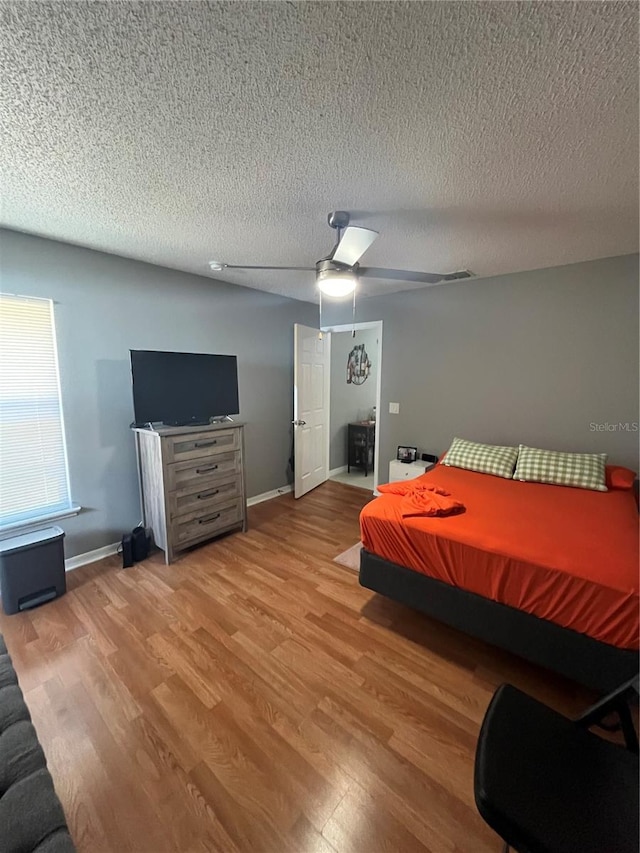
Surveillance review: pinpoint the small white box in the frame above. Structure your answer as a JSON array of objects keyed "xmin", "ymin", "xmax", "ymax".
[{"xmin": 388, "ymin": 459, "xmax": 435, "ymax": 482}]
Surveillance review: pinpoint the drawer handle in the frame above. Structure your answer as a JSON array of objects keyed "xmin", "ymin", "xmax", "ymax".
[
  {"xmin": 198, "ymin": 513, "xmax": 221, "ymax": 524},
  {"xmin": 195, "ymin": 440, "xmax": 217, "ymax": 448},
  {"xmin": 196, "ymin": 464, "xmax": 218, "ymax": 474},
  {"xmin": 197, "ymin": 488, "xmax": 219, "ymax": 499}
]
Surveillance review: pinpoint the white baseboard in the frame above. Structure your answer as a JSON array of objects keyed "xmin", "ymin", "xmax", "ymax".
[
  {"xmin": 329, "ymin": 465, "xmax": 348, "ymax": 477},
  {"xmin": 65, "ymin": 485, "xmax": 293, "ymax": 571},
  {"xmin": 247, "ymin": 484, "xmax": 292, "ymax": 507},
  {"xmin": 65, "ymin": 541, "xmax": 119, "ymax": 572}
]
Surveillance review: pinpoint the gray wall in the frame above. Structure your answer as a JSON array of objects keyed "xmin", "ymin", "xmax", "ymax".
[
  {"xmin": 0, "ymin": 229, "xmax": 315, "ymax": 557},
  {"xmin": 322, "ymin": 254, "xmax": 640, "ymax": 478},
  {"xmin": 329, "ymin": 328, "xmax": 378, "ymax": 469}
]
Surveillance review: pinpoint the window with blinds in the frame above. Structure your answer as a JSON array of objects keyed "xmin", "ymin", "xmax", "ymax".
[{"xmin": 0, "ymin": 294, "xmax": 73, "ymax": 529}]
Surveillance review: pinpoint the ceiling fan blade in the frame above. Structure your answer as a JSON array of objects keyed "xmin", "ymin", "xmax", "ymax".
[
  {"xmin": 221, "ymin": 265, "xmax": 314, "ymax": 271},
  {"xmin": 332, "ymin": 227, "xmax": 378, "ymax": 266},
  {"xmin": 359, "ymin": 266, "xmax": 445, "ymax": 284}
]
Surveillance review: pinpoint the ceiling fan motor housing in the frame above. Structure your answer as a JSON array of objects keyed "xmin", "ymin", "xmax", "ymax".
[{"xmin": 315, "ymin": 258, "xmax": 358, "ymax": 281}]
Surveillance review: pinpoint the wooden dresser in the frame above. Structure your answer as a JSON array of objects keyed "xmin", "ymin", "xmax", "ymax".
[{"xmin": 133, "ymin": 423, "xmax": 247, "ymax": 564}]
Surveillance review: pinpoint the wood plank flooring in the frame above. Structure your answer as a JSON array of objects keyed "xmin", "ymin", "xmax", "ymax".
[{"xmin": 0, "ymin": 481, "xmax": 598, "ymax": 853}]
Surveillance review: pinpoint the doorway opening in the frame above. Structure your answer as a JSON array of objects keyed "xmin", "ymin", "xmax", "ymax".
[{"xmin": 323, "ymin": 321, "xmax": 383, "ymax": 494}]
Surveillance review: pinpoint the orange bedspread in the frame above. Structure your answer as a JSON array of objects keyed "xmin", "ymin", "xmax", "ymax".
[{"xmin": 360, "ymin": 465, "xmax": 639, "ymax": 650}]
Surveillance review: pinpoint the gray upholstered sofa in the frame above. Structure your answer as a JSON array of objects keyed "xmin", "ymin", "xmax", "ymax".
[{"xmin": 0, "ymin": 634, "xmax": 75, "ymax": 853}]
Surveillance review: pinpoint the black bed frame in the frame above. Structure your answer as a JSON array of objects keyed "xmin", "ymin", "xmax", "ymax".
[{"xmin": 359, "ymin": 548, "xmax": 639, "ymax": 694}]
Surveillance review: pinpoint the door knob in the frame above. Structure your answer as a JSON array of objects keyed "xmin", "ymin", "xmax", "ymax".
[{"xmin": 292, "ymin": 419, "xmax": 306, "ymax": 426}]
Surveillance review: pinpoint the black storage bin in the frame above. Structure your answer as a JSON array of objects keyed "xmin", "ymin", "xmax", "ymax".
[{"xmin": 0, "ymin": 526, "xmax": 66, "ymax": 615}]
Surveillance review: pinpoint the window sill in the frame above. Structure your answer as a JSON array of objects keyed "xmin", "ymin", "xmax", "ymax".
[{"xmin": 0, "ymin": 506, "xmax": 82, "ymax": 538}]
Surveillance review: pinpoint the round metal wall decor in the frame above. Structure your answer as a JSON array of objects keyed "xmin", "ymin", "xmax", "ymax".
[{"xmin": 346, "ymin": 343, "xmax": 371, "ymax": 385}]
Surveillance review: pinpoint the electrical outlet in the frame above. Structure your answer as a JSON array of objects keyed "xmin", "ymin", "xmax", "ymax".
[{"xmin": 389, "ymin": 402, "xmax": 400, "ymax": 414}]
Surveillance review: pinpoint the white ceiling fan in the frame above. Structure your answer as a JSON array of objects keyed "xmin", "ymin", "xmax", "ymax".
[{"xmin": 210, "ymin": 211, "xmax": 474, "ymax": 298}]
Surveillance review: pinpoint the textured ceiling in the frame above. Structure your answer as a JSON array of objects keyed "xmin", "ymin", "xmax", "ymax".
[{"xmin": 1, "ymin": 1, "xmax": 638, "ymax": 303}]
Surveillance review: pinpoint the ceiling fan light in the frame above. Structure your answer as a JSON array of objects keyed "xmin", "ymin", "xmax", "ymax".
[
  {"xmin": 317, "ymin": 273, "xmax": 357, "ymax": 298},
  {"xmin": 318, "ymin": 276, "xmax": 357, "ymax": 297}
]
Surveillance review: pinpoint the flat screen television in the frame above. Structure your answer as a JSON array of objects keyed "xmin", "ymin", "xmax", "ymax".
[{"xmin": 130, "ymin": 350, "xmax": 239, "ymax": 426}]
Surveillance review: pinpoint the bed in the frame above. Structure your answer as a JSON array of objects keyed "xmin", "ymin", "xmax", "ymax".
[{"xmin": 359, "ymin": 464, "xmax": 639, "ymax": 692}]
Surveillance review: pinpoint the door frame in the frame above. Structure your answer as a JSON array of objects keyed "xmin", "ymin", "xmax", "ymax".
[{"xmin": 321, "ymin": 320, "xmax": 383, "ymax": 494}]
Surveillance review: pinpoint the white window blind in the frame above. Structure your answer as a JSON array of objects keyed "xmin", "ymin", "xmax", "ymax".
[{"xmin": 0, "ymin": 294, "xmax": 73, "ymax": 528}]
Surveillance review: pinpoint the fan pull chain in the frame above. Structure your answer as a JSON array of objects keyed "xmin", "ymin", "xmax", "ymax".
[
  {"xmin": 319, "ymin": 289, "xmax": 323, "ymax": 335},
  {"xmin": 352, "ymin": 288, "xmax": 356, "ymax": 337}
]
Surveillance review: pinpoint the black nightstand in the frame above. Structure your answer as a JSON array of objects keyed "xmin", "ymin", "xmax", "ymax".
[{"xmin": 347, "ymin": 422, "xmax": 375, "ymax": 476}]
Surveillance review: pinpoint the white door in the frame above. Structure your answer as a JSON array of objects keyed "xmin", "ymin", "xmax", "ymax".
[{"xmin": 293, "ymin": 324, "xmax": 330, "ymax": 498}]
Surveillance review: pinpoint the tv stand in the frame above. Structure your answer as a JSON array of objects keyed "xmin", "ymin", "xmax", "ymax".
[
  {"xmin": 133, "ymin": 422, "xmax": 247, "ymax": 564},
  {"xmin": 209, "ymin": 415, "xmax": 234, "ymax": 424}
]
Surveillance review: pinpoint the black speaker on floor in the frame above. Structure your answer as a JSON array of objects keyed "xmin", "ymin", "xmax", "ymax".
[
  {"xmin": 121, "ymin": 534, "xmax": 134, "ymax": 568},
  {"xmin": 132, "ymin": 527, "xmax": 150, "ymax": 562}
]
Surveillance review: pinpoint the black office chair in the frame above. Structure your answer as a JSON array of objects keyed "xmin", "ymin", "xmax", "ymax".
[{"xmin": 474, "ymin": 677, "xmax": 639, "ymax": 853}]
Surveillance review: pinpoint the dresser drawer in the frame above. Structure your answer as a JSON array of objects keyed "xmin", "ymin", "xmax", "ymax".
[
  {"xmin": 172, "ymin": 499, "xmax": 243, "ymax": 549},
  {"xmin": 166, "ymin": 450, "xmax": 241, "ymax": 491},
  {"xmin": 168, "ymin": 473, "xmax": 242, "ymax": 519},
  {"xmin": 164, "ymin": 428, "xmax": 239, "ymax": 464}
]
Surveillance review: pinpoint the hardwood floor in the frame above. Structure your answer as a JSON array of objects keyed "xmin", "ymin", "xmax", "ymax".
[{"xmin": 0, "ymin": 481, "xmax": 598, "ymax": 853}]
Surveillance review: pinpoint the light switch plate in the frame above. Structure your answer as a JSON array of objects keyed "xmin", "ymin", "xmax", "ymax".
[{"xmin": 389, "ymin": 402, "xmax": 400, "ymax": 414}]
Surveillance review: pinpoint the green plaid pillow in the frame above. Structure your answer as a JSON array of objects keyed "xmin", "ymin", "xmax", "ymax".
[
  {"xmin": 442, "ymin": 437, "xmax": 518, "ymax": 479},
  {"xmin": 514, "ymin": 445, "xmax": 607, "ymax": 491}
]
